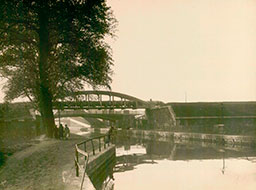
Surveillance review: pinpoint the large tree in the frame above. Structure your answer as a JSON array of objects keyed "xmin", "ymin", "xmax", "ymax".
[{"xmin": 0, "ymin": 0, "xmax": 116, "ymax": 137}]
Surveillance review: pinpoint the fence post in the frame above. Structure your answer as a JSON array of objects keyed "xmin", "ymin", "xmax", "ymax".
[
  {"xmin": 104, "ymin": 136, "xmax": 106, "ymax": 149},
  {"xmin": 91, "ymin": 140, "xmax": 95, "ymax": 155},
  {"xmin": 84, "ymin": 142, "xmax": 87, "ymax": 160},
  {"xmin": 84, "ymin": 142, "xmax": 86, "ymax": 152},
  {"xmin": 75, "ymin": 148, "xmax": 79, "ymax": 177},
  {"xmin": 99, "ymin": 137, "xmax": 101, "ymax": 152}
]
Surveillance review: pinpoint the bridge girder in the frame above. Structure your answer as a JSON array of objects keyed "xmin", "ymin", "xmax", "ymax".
[
  {"xmin": 54, "ymin": 110, "xmax": 138, "ymax": 121},
  {"xmin": 54, "ymin": 90, "xmax": 149, "ymax": 110}
]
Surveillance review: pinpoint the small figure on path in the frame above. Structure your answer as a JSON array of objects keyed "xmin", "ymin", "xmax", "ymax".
[
  {"xmin": 59, "ymin": 123, "xmax": 64, "ymax": 139},
  {"xmin": 108, "ymin": 126, "xmax": 114, "ymax": 143},
  {"xmin": 64, "ymin": 124, "xmax": 70, "ymax": 139}
]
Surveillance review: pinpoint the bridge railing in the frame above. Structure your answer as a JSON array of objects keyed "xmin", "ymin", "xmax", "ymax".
[
  {"xmin": 87, "ymin": 109, "xmax": 145, "ymax": 115},
  {"xmin": 74, "ymin": 134, "xmax": 111, "ymax": 190}
]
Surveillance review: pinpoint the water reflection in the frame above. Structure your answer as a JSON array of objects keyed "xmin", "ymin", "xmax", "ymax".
[{"xmin": 91, "ymin": 131, "xmax": 256, "ymax": 190}]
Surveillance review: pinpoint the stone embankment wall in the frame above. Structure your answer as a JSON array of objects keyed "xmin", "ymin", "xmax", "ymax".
[
  {"xmin": 175, "ymin": 117, "xmax": 256, "ymax": 136},
  {"xmin": 87, "ymin": 146, "xmax": 115, "ymax": 190},
  {"xmin": 128, "ymin": 129, "xmax": 256, "ymax": 147},
  {"xmin": 72, "ymin": 145, "xmax": 115, "ymax": 190},
  {"xmin": 169, "ymin": 101, "xmax": 256, "ymax": 136},
  {"xmin": 86, "ymin": 145, "xmax": 115, "ymax": 175},
  {"xmin": 146, "ymin": 106, "xmax": 176, "ymax": 129}
]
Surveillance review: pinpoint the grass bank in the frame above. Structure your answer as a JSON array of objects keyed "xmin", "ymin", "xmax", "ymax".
[{"xmin": 0, "ymin": 134, "xmax": 87, "ymax": 190}]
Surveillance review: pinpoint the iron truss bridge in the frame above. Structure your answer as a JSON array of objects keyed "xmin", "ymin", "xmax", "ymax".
[{"xmin": 53, "ymin": 90, "xmax": 152, "ymax": 110}]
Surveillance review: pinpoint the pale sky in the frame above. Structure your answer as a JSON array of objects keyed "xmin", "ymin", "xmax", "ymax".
[
  {"xmin": 1, "ymin": 0, "xmax": 256, "ymax": 103},
  {"xmin": 107, "ymin": 0, "xmax": 256, "ymax": 102}
]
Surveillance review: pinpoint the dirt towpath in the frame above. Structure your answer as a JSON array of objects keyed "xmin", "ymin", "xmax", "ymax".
[{"xmin": 0, "ymin": 134, "xmax": 88, "ymax": 190}]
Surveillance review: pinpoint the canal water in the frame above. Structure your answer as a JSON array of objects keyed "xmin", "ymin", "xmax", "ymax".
[{"xmin": 90, "ymin": 131, "xmax": 256, "ymax": 190}]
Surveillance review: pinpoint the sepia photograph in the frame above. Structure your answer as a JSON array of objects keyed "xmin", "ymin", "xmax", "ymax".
[{"xmin": 0, "ymin": 0, "xmax": 256, "ymax": 189}]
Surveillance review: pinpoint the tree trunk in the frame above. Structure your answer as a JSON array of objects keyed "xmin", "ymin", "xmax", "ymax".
[
  {"xmin": 38, "ymin": 2, "xmax": 55, "ymax": 138},
  {"xmin": 39, "ymin": 88, "xmax": 55, "ymax": 138}
]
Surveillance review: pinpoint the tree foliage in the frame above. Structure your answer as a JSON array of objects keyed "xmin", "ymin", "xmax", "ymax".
[{"xmin": 0, "ymin": 0, "xmax": 116, "ymax": 137}]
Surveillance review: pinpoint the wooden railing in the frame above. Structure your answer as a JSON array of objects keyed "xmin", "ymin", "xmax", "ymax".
[{"xmin": 74, "ymin": 134, "xmax": 111, "ymax": 190}]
